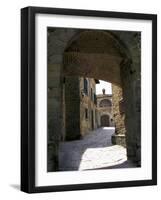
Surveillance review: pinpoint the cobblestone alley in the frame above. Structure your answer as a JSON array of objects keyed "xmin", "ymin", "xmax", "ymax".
[{"xmin": 59, "ymin": 127, "xmax": 136, "ymax": 171}]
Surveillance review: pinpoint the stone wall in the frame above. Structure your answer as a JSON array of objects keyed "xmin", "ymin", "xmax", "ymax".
[
  {"xmin": 47, "ymin": 63, "xmax": 63, "ymax": 171},
  {"xmin": 63, "ymin": 76, "xmax": 98, "ymax": 139},
  {"xmin": 112, "ymin": 84, "xmax": 126, "ymax": 135},
  {"xmin": 47, "ymin": 28, "xmax": 78, "ymax": 171},
  {"xmin": 118, "ymin": 32, "xmax": 141, "ymax": 165},
  {"xmin": 111, "ymin": 84, "xmax": 126, "ymax": 147}
]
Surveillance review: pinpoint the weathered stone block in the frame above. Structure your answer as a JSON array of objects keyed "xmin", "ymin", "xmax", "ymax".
[{"xmin": 111, "ymin": 134, "xmax": 126, "ymax": 147}]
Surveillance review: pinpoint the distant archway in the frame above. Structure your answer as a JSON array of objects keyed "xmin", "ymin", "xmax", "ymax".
[
  {"xmin": 101, "ymin": 115, "xmax": 110, "ymax": 127},
  {"xmin": 99, "ymin": 99, "xmax": 112, "ymax": 107}
]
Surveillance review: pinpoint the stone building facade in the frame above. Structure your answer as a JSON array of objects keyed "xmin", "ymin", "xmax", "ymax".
[
  {"xmin": 96, "ymin": 89, "xmax": 113, "ymax": 127},
  {"xmin": 80, "ymin": 77, "xmax": 99, "ymax": 136},
  {"xmin": 62, "ymin": 76, "xmax": 99, "ymax": 141}
]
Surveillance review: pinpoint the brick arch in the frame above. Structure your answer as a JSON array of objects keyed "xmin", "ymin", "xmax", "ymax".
[{"xmin": 63, "ymin": 30, "xmax": 129, "ymax": 86}]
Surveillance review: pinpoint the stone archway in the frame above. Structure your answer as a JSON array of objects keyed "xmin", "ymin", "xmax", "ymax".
[
  {"xmin": 101, "ymin": 115, "xmax": 110, "ymax": 127},
  {"xmin": 99, "ymin": 99, "xmax": 112, "ymax": 107},
  {"xmin": 47, "ymin": 28, "xmax": 141, "ymax": 171}
]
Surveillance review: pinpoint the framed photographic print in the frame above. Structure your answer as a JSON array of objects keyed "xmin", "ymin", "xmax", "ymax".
[{"xmin": 21, "ymin": 6, "xmax": 157, "ymax": 193}]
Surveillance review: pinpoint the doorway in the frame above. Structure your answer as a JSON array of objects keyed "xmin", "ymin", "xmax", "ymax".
[{"xmin": 101, "ymin": 115, "xmax": 110, "ymax": 127}]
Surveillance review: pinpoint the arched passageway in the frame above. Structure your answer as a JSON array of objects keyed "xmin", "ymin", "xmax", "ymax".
[{"xmin": 47, "ymin": 28, "xmax": 141, "ymax": 171}]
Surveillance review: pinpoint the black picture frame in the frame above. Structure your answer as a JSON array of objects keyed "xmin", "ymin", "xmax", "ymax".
[{"xmin": 21, "ymin": 6, "xmax": 157, "ymax": 193}]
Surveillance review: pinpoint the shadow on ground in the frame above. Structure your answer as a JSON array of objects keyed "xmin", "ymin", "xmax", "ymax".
[
  {"xmin": 58, "ymin": 127, "xmax": 136, "ymax": 171},
  {"xmin": 10, "ymin": 184, "xmax": 20, "ymax": 191}
]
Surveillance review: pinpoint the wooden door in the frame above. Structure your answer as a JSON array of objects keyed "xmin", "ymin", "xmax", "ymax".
[{"xmin": 101, "ymin": 115, "xmax": 109, "ymax": 127}]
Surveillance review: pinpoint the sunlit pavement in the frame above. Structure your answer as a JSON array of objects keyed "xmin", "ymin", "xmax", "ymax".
[{"xmin": 59, "ymin": 127, "xmax": 136, "ymax": 171}]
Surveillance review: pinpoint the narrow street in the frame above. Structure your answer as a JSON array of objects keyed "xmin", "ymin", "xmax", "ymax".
[{"xmin": 59, "ymin": 127, "xmax": 136, "ymax": 171}]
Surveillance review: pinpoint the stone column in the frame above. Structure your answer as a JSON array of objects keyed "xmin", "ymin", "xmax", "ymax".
[
  {"xmin": 47, "ymin": 63, "xmax": 63, "ymax": 171},
  {"xmin": 120, "ymin": 32, "xmax": 141, "ymax": 165},
  {"xmin": 121, "ymin": 60, "xmax": 140, "ymax": 164},
  {"xmin": 65, "ymin": 76, "xmax": 81, "ymax": 140},
  {"xmin": 133, "ymin": 79, "xmax": 141, "ymax": 166}
]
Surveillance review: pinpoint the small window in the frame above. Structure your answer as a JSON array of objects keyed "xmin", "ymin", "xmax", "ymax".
[
  {"xmin": 85, "ymin": 108, "xmax": 88, "ymax": 119},
  {"xmin": 91, "ymin": 88, "xmax": 93, "ymax": 100},
  {"xmin": 84, "ymin": 78, "xmax": 88, "ymax": 95},
  {"xmin": 94, "ymin": 93, "xmax": 97, "ymax": 104}
]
